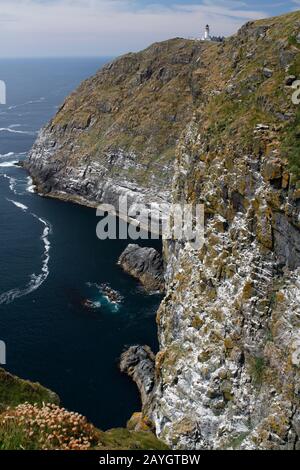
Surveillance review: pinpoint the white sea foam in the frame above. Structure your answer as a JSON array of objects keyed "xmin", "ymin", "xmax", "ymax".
[
  {"xmin": 0, "ymin": 203, "xmax": 52, "ymax": 306},
  {"xmin": 3, "ymin": 175, "xmax": 17, "ymax": 193},
  {"xmin": 1, "ymin": 174, "xmax": 22, "ymax": 195},
  {"xmin": 7, "ymin": 98, "xmax": 45, "ymax": 111},
  {"xmin": 0, "ymin": 159, "xmax": 32, "ymax": 197},
  {"xmin": 86, "ymin": 282, "xmax": 122, "ymax": 312},
  {"xmin": 0, "ymin": 152, "xmax": 14, "ymax": 159},
  {"xmin": 0, "ymin": 128, "xmax": 35, "ymax": 136},
  {"xmin": 26, "ymin": 176, "xmax": 36, "ymax": 193},
  {"xmin": 8, "ymin": 98, "xmax": 45, "ymax": 110},
  {"xmin": 0, "ymin": 160, "xmax": 18, "ymax": 167},
  {"xmin": 7, "ymin": 199, "xmax": 28, "ymax": 211}
]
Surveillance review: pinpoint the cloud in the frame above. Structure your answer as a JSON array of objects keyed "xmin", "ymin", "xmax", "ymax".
[{"xmin": 0, "ymin": 0, "xmax": 269, "ymax": 57}]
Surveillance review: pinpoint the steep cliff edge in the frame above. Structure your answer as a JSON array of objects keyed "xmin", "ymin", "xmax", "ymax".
[
  {"xmin": 152, "ymin": 12, "xmax": 300, "ymax": 449},
  {"xmin": 25, "ymin": 38, "xmax": 206, "ymax": 211}
]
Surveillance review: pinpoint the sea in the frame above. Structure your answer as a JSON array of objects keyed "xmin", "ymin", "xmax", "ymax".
[{"xmin": 0, "ymin": 58, "xmax": 161, "ymax": 429}]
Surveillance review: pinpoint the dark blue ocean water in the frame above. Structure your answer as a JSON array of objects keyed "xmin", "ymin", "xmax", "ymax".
[{"xmin": 0, "ymin": 59, "xmax": 161, "ymax": 429}]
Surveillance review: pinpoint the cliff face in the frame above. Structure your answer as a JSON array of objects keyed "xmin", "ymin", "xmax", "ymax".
[
  {"xmin": 152, "ymin": 12, "xmax": 300, "ymax": 449},
  {"xmin": 25, "ymin": 11, "xmax": 300, "ymax": 451},
  {"xmin": 25, "ymin": 39, "xmax": 205, "ymax": 211}
]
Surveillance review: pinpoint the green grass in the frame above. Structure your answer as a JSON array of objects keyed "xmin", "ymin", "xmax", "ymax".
[
  {"xmin": 250, "ymin": 356, "xmax": 266, "ymax": 386},
  {"xmin": 288, "ymin": 55, "xmax": 300, "ymax": 78},
  {"xmin": 288, "ymin": 35, "xmax": 300, "ymax": 48},
  {"xmin": 0, "ymin": 427, "xmax": 168, "ymax": 451},
  {"xmin": 0, "ymin": 419, "xmax": 168, "ymax": 451},
  {"xmin": 0, "ymin": 368, "xmax": 59, "ymax": 410},
  {"xmin": 0, "ymin": 422, "xmax": 41, "ymax": 450},
  {"xmin": 282, "ymin": 107, "xmax": 300, "ymax": 184},
  {"xmin": 96, "ymin": 428, "xmax": 169, "ymax": 450},
  {"xmin": 226, "ymin": 432, "xmax": 250, "ymax": 450},
  {"xmin": 0, "ymin": 368, "xmax": 167, "ymax": 451}
]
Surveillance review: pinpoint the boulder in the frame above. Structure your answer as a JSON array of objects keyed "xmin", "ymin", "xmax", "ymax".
[
  {"xmin": 118, "ymin": 244, "xmax": 164, "ymax": 292},
  {"xmin": 285, "ymin": 75, "xmax": 296, "ymax": 86},
  {"xmin": 263, "ymin": 67, "xmax": 273, "ymax": 78}
]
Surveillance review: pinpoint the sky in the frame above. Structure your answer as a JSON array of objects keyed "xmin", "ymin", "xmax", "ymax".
[{"xmin": 0, "ymin": 0, "xmax": 299, "ymax": 57}]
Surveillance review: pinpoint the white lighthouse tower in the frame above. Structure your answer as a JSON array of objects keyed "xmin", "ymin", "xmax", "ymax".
[{"xmin": 202, "ymin": 24, "xmax": 211, "ymax": 41}]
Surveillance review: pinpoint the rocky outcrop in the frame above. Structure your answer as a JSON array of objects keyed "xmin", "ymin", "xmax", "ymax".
[
  {"xmin": 24, "ymin": 38, "xmax": 207, "ymax": 219},
  {"xmin": 118, "ymin": 244, "xmax": 164, "ymax": 292},
  {"xmin": 120, "ymin": 346, "xmax": 156, "ymax": 410}
]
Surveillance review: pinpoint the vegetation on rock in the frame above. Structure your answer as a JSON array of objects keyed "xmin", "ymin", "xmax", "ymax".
[
  {"xmin": 0, "ymin": 369, "xmax": 167, "ymax": 450},
  {"xmin": 0, "ymin": 368, "xmax": 59, "ymax": 411}
]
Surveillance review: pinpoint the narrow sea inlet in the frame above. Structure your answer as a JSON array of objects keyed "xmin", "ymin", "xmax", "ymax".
[{"xmin": 0, "ymin": 59, "xmax": 161, "ymax": 429}]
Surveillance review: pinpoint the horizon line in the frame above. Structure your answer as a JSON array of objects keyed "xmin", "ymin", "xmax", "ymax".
[{"xmin": 0, "ymin": 56, "xmax": 114, "ymax": 60}]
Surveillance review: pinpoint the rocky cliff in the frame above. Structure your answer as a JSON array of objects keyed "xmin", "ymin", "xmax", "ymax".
[
  {"xmin": 25, "ymin": 38, "xmax": 205, "ymax": 213},
  {"xmin": 151, "ymin": 12, "xmax": 300, "ymax": 450},
  {"xmin": 25, "ymin": 11, "xmax": 300, "ymax": 450}
]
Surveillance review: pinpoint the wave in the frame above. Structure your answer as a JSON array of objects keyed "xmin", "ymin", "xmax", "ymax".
[
  {"xmin": 0, "ymin": 202, "xmax": 52, "ymax": 306},
  {"xmin": 1, "ymin": 174, "xmax": 24, "ymax": 196},
  {"xmin": 0, "ymin": 152, "xmax": 14, "ymax": 159},
  {"xmin": 0, "ymin": 160, "xmax": 33, "ymax": 196},
  {"xmin": 86, "ymin": 282, "xmax": 123, "ymax": 312},
  {"xmin": 1, "ymin": 174, "xmax": 16, "ymax": 193},
  {"xmin": 26, "ymin": 176, "xmax": 36, "ymax": 193},
  {"xmin": 0, "ymin": 160, "xmax": 18, "ymax": 167},
  {"xmin": 6, "ymin": 199, "xmax": 28, "ymax": 211},
  {"xmin": 0, "ymin": 127, "xmax": 35, "ymax": 136},
  {"xmin": 7, "ymin": 98, "xmax": 45, "ymax": 111}
]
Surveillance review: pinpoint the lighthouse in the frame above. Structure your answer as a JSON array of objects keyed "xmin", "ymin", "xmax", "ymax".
[
  {"xmin": 204, "ymin": 25, "xmax": 210, "ymax": 40},
  {"xmin": 202, "ymin": 24, "xmax": 212, "ymax": 41}
]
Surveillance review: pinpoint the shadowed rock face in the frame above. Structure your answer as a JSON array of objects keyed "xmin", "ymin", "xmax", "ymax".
[
  {"xmin": 120, "ymin": 345, "xmax": 156, "ymax": 410},
  {"xmin": 118, "ymin": 244, "xmax": 164, "ymax": 293},
  {"xmin": 273, "ymin": 212, "xmax": 300, "ymax": 270}
]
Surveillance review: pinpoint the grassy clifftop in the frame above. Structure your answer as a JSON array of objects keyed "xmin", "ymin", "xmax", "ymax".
[
  {"xmin": 26, "ymin": 38, "xmax": 210, "ymax": 204},
  {"xmin": 187, "ymin": 11, "xmax": 300, "ymax": 186},
  {"xmin": 52, "ymin": 38, "xmax": 205, "ymax": 165},
  {"xmin": 0, "ymin": 369, "xmax": 167, "ymax": 450},
  {"xmin": 0, "ymin": 368, "xmax": 59, "ymax": 411}
]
